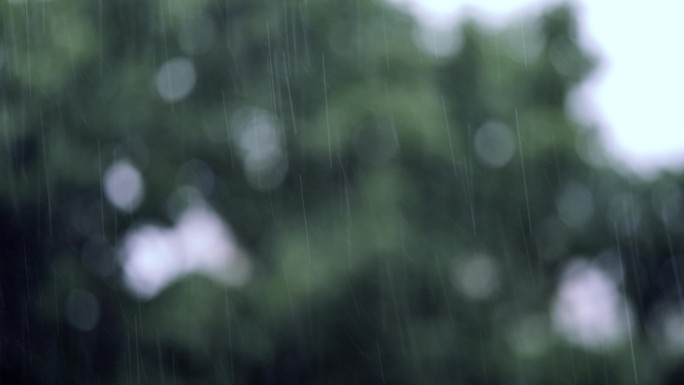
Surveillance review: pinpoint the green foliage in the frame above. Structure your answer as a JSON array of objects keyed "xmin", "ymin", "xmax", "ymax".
[{"xmin": 2, "ymin": 0, "xmax": 683, "ymax": 384}]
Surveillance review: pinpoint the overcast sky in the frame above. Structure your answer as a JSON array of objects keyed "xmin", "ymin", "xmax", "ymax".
[{"xmin": 389, "ymin": 0, "xmax": 684, "ymax": 177}]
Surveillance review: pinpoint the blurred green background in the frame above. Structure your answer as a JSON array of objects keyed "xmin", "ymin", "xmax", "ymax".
[{"xmin": 2, "ymin": 0, "xmax": 684, "ymax": 384}]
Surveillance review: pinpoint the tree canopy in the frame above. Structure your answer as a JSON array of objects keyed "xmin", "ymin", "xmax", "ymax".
[{"xmin": 2, "ymin": 0, "xmax": 684, "ymax": 384}]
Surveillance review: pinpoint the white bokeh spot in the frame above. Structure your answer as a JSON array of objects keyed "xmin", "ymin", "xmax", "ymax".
[
  {"xmin": 119, "ymin": 204, "xmax": 251, "ymax": 299},
  {"xmin": 155, "ymin": 57, "xmax": 197, "ymax": 103},
  {"xmin": 551, "ymin": 259, "xmax": 633, "ymax": 350},
  {"xmin": 104, "ymin": 159, "xmax": 144, "ymax": 212},
  {"xmin": 474, "ymin": 121, "xmax": 516, "ymax": 168}
]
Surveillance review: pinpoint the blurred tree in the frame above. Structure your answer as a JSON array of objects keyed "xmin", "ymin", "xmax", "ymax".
[{"xmin": 1, "ymin": 0, "xmax": 683, "ymax": 384}]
